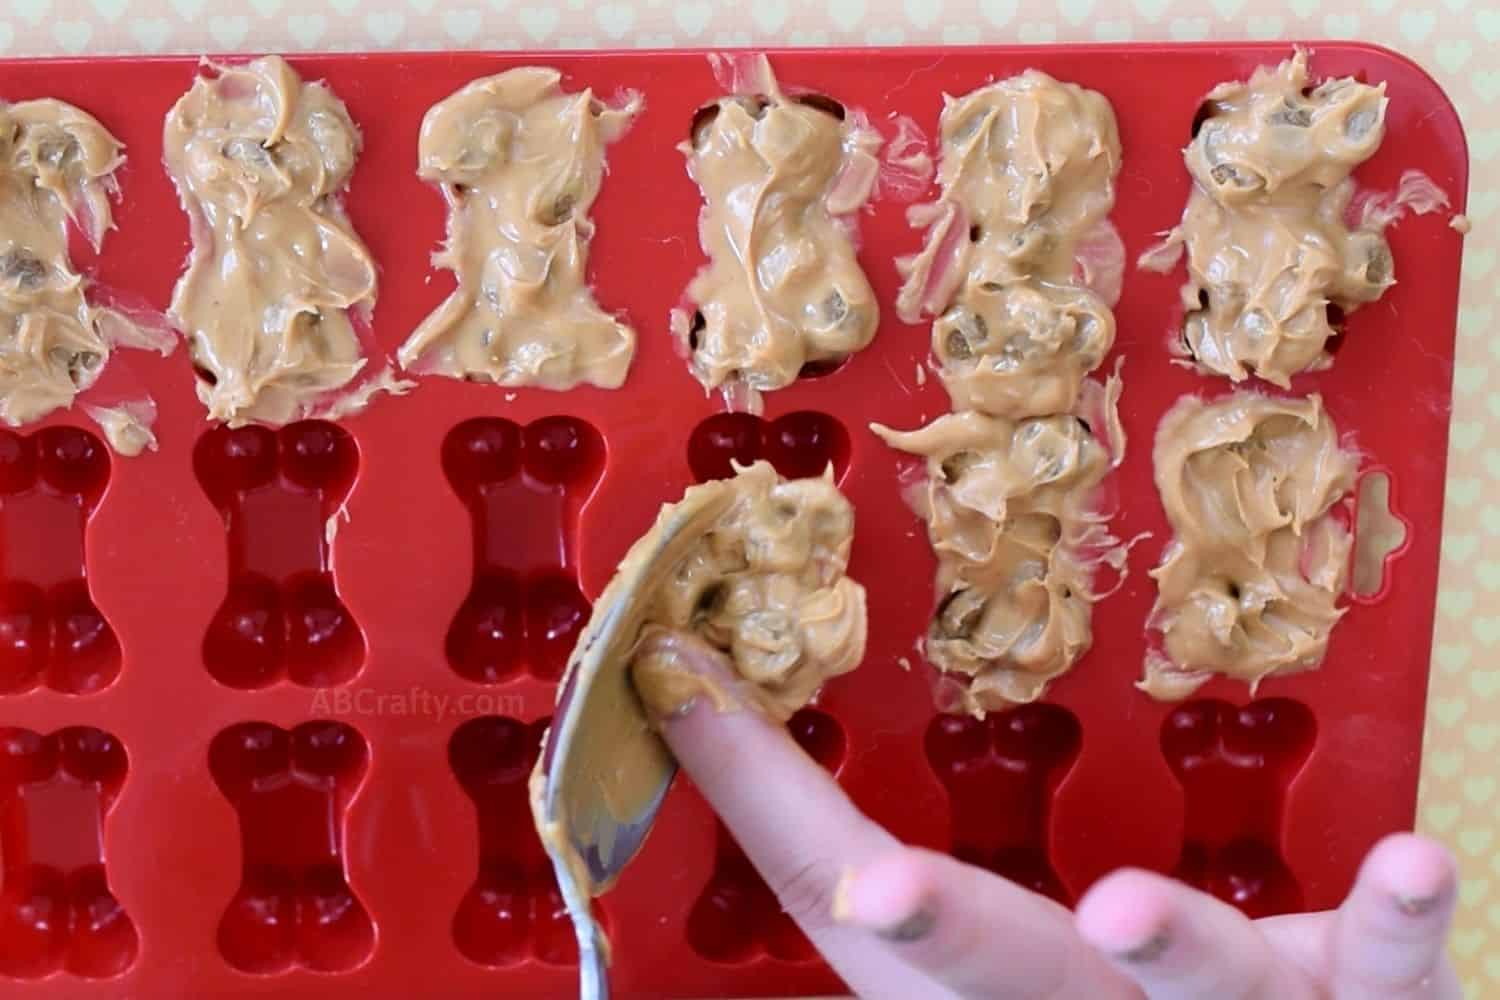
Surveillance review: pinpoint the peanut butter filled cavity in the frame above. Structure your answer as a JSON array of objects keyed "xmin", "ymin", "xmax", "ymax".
[
  {"xmin": 0, "ymin": 101, "xmax": 154, "ymax": 430},
  {"xmin": 897, "ymin": 71, "xmax": 1122, "ymax": 419},
  {"xmin": 398, "ymin": 68, "xmax": 639, "ymax": 390},
  {"xmin": 878, "ymin": 73, "xmax": 1125, "ymax": 715},
  {"xmin": 675, "ymin": 59, "xmax": 881, "ymax": 407},
  {"xmin": 1142, "ymin": 50, "xmax": 1392, "ymax": 387},
  {"xmin": 165, "ymin": 56, "xmax": 378, "ymax": 426},
  {"xmin": 1144, "ymin": 393, "xmax": 1356, "ymax": 700},
  {"xmin": 873, "ymin": 405, "xmax": 1119, "ymax": 714},
  {"xmin": 630, "ymin": 461, "xmax": 867, "ymax": 722}
]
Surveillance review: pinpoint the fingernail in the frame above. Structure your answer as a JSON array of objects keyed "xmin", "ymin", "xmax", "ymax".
[
  {"xmin": 1116, "ymin": 930, "xmax": 1170, "ymax": 963},
  {"xmin": 1394, "ymin": 893, "xmax": 1441, "ymax": 917},
  {"xmin": 877, "ymin": 908, "xmax": 936, "ymax": 942},
  {"xmin": 832, "ymin": 866, "xmax": 936, "ymax": 943}
]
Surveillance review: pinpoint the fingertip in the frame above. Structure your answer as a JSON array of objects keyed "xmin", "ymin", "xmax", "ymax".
[
  {"xmin": 1360, "ymin": 833, "xmax": 1458, "ymax": 917},
  {"xmin": 834, "ymin": 849, "xmax": 933, "ymax": 938},
  {"xmin": 1330, "ymin": 834, "xmax": 1462, "ymax": 992},
  {"xmin": 1076, "ymin": 869, "xmax": 1174, "ymax": 959}
]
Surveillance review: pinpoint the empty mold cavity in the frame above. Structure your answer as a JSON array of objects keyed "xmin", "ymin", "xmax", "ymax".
[
  {"xmin": 687, "ymin": 709, "xmax": 846, "ymax": 963},
  {"xmin": 687, "ymin": 412, "xmax": 851, "ymax": 484},
  {"xmin": 1352, "ymin": 471, "xmax": 1407, "ymax": 598},
  {"xmin": 925, "ymin": 705, "xmax": 1082, "ymax": 903},
  {"xmin": 0, "ymin": 428, "xmax": 119, "ymax": 695},
  {"xmin": 209, "ymin": 721, "xmax": 372, "ymax": 974},
  {"xmin": 0, "ymin": 726, "xmax": 136, "ymax": 979},
  {"xmin": 449, "ymin": 716, "xmax": 605, "ymax": 967},
  {"xmin": 442, "ymin": 418, "xmax": 604, "ymax": 685},
  {"xmin": 195, "ymin": 422, "xmax": 364, "ymax": 690},
  {"xmin": 1161, "ymin": 699, "xmax": 1315, "ymax": 918}
]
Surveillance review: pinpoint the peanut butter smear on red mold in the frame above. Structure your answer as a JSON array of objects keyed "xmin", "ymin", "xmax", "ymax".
[
  {"xmin": 629, "ymin": 461, "xmax": 867, "ymax": 722},
  {"xmin": 896, "ymin": 70, "xmax": 1123, "ymax": 420},
  {"xmin": 877, "ymin": 72, "xmax": 1127, "ymax": 716},
  {"xmin": 165, "ymin": 56, "xmax": 380, "ymax": 427},
  {"xmin": 1139, "ymin": 50, "xmax": 1394, "ymax": 387},
  {"xmin": 674, "ymin": 56, "xmax": 881, "ymax": 410},
  {"xmin": 0, "ymin": 100, "xmax": 169, "ymax": 434},
  {"xmin": 873, "ymin": 402, "xmax": 1122, "ymax": 714},
  {"xmin": 398, "ymin": 68, "xmax": 639, "ymax": 390},
  {"xmin": 1143, "ymin": 393, "xmax": 1357, "ymax": 701}
]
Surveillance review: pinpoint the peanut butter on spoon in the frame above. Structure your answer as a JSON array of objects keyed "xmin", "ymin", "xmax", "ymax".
[
  {"xmin": 529, "ymin": 461, "xmax": 866, "ymax": 994},
  {"xmin": 1143, "ymin": 393, "xmax": 1357, "ymax": 700},
  {"xmin": 1141, "ymin": 50, "xmax": 1393, "ymax": 387},
  {"xmin": 165, "ymin": 56, "xmax": 378, "ymax": 427},
  {"xmin": 675, "ymin": 57, "xmax": 881, "ymax": 409},
  {"xmin": 628, "ymin": 461, "xmax": 867, "ymax": 722},
  {"xmin": 399, "ymin": 68, "xmax": 639, "ymax": 390}
]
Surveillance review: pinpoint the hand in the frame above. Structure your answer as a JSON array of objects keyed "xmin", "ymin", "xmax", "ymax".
[{"xmin": 634, "ymin": 634, "xmax": 1461, "ymax": 1000}]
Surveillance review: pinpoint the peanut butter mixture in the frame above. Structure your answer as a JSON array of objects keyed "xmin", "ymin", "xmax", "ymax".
[
  {"xmin": 896, "ymin": 71, "xmax": 1122, "ymax": 419},
  {"xmin": 83, "ymin": 399, "xmax": 158, "ymax": 457},
  {"xmin": 675, "ymin": 58, "xmax": 881, "ymax": 407},
  {"xmin": 873, "ymin": 387, "xmax": 1121, "ymax": 715},
  {"xmin": 631, "ymin": 461, "xmax": 867, "ymax": 722},
  {"xmin": 398, "ymin": 68, "xmax": 639, "ymax": 390},
  {"xmin": 878, "ymin": 73, "xmax": 1126, "ymax": 714},
  {"xmin": 1141, "ymin": 50, "xmax": 1392, "ymax": 387},
  {"xmin": 0, "ymin": 100, "xmax": 140, "ymax": 427},
  {"xmin": 165, "ymin": 56, "xmax": 378, "ymax": 426},
  {"xmin": 1144, "ymin": 393, "xmax": 1357, "ymax": 700}
]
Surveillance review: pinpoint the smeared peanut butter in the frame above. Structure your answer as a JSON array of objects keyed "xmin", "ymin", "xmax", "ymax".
[
  {"xmin": 631, "ymin": 461, "xmax": 867, "ymax": 722},
  {"xmin": 1143, "ymin": 392, "xmax": 1357, "ymax": 700},
  {"xmin": 896, "ymin": 71, "xmax": 1122, "ymax": 419},
  {"xmin": 873, "ymin": 376, "xmax": 1123, "ymax": 715},
  {"xmin": 398, "ymin": 68, "xmax": 639, "ymax": 390},
  {"xmin": 0, "ymin": 100, "xmax": 144, "ymax": 427},
  {"xmin": 164, "ymin": 56, "xmax": 378, "ymax": 426},
  {"xmin": 674, "ymin": 57, "xmax": 881, "ymax": 407},
  {"xmin": 877, "ymin": 72, "xmax": 1127, "ymax": 715},
  {"xmin": 83, "ymin": 399, "xmax": 158, "ymax": 456},
  {"xmin": 1141, "ymin": 50, "xmax": 1392, "ymax": 387}
]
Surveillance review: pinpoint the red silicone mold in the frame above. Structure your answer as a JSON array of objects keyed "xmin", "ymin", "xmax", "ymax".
[{"xmin": 0, "ymin": 43, "xmax": 1465, "ymax": 998}]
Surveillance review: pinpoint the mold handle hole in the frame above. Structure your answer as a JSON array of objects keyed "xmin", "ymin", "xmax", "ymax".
[{"xmin": 1351, "ymin": 471, "xmax": 1406, "ymax": 598}]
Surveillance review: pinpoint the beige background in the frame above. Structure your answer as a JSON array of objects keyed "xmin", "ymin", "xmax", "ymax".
[{"xmin": 3, "ymin": 0, "xmax": 1496, "ymax": 993}]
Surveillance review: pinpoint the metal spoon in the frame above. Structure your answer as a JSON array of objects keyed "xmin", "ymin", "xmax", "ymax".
[{"xmin": 529, "ymin": 483, "xmax": 736, "ymax": 1000}]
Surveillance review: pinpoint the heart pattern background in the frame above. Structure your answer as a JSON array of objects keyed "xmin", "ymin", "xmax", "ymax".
[{"xmin": 2, "ymin": 0, "xmax": 1497, "ymax": 991}]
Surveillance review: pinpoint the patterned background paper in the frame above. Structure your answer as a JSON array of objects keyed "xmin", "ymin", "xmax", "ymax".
[{"xmin": 2, "ymin": 0, "xmax": 1496, "ymax": 992}]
